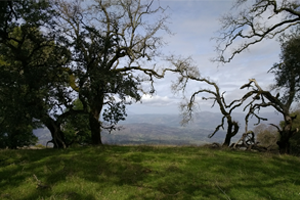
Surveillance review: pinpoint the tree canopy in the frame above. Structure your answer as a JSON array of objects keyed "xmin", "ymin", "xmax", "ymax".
[{"xmin": 269, "ymin": 30, "xmax": 300, "ymax": 102}]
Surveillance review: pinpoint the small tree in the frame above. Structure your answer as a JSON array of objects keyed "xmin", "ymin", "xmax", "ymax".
[
  {"xmin": 171, "ymin": 58, "xmax": 243, "ymax": 146},
  {"xmin": 240, "ymin": 78, "xmax": 298, "ymax": 154},
  {"xmin": 61, "ymin": 99, "xmax": 91, "ymax": 146}
]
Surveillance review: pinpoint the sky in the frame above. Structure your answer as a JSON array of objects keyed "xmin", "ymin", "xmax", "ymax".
[{"xmin": 127, "ymin": 0, "xmax": 282, "ymax": 115}]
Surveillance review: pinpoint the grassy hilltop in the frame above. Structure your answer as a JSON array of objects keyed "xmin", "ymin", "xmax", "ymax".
[{"xmin": 0, "ymin": 145, "xmax": 300, "ymax": 200}]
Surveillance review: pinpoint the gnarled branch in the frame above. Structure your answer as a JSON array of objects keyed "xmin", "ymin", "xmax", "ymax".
[{"xmin": 213, "ymin": 0, "xmax": 300, "ymax": 63}]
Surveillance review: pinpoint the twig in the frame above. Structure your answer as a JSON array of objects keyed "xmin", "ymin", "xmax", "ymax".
[
  {"xmin": 33, "ymin": 174, "xmax": 51, "ymax": 189},
  {"xmin": 216, "ymin": 183, "xmax": 231, "ymax": 200}
]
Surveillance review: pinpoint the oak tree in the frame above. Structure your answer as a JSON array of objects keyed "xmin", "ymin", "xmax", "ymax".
[{"xmin": 56, "ymin": 0, "xmax": 183, "ymax": 145}]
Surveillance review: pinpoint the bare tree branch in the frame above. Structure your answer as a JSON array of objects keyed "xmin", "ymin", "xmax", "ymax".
[{"xmin": 213, "ymin": 0, "xmax": 300, "ymax": 63}]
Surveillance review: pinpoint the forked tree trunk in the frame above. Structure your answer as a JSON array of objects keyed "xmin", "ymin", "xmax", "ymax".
[
  {"xmin": 51, "ymin": 130, "xmax": 67, "ymax": 149},
  {"xmin": 223, "ymin": 120, "xmax": 239, "ymax": 146},
  {"xmin": 44, "ymin": 118, "xmax": 67, "ymax": 149}
]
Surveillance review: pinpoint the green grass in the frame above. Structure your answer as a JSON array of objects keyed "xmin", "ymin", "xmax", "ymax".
[{"xmin": 0, "ymin": 145, "xmax": 300, "ymax": 200}]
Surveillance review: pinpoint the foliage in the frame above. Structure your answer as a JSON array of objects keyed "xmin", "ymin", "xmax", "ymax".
[
  {"xmin": 0, "ymin": 146, "xmax": 300, "ymax": 199},
  {"xmin": 0, "ymin": 1, "xmax": 87, "ymax": 148},
  {"xmin": 214, "ymin": 0, "xmax": 300, "ymax": 63},
  {"xmin": 34, "ymin": 144, "xmax": 46, "ymax": 149},
  {"xmin": 0, "ymin": 1, "xmax": 69, "ymax": 149},
  {"xmin": 61, "ymin": 99, "xmax": 91, "ymax": 146},
  {"xmin": 269, "ymin": 29, "xmax": 300, "ymax": 102},
  {"xmin": 0, "ymin": 125, "xmax": 38, "ymax": 149}
]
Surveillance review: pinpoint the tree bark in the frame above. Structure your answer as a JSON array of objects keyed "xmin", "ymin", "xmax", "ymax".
[
  {"xmin": 223, "ymin": 123, "xmax": 233, "ymax": 147},
  {"xmin": 277, "ymin": 115, "xmax": 294, "ymax": 154},
  {"xmin": 277, "ymin": 139, "xmax": 290, "ymax": 154},
  {"xmin": 89, "ymin": 109, "xmax": 102, "ymax": 145},
  {"xmin": 223, "ymin": 135, "xmax": 232, "ymax": 147},
  {"xmin": 223, "ymin": 120, "xmax": 239, "ymax": 146},
  {"xmin": 44, "ymin": 117, "xmax": 67, "ymax": 149}
]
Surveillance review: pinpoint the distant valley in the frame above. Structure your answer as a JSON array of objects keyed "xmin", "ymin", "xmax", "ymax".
[{"xmin": 34, "ymin": 111, "xmax": 282, "ymax": 146}]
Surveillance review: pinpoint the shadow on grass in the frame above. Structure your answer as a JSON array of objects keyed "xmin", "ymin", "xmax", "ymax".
[
  {"xmin": 0, "ymin": 146, "xmax": 153, "ymax": 199},
  {"xmin": 1, "ymin": 146, "xmax": 300, "ymax": 199}
]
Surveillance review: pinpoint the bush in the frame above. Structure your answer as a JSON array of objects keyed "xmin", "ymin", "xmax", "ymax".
[{"xmin": 254, "ymin": 124, "xmax": 279, "ymax": 150}]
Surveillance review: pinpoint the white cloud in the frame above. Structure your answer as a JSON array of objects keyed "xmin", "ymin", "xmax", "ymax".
[{"xmin": 140, "ymin": 94, "xmax": 178, "ymax": 106}]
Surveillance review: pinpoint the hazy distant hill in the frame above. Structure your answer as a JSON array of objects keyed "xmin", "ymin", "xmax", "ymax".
[
  {"xmin": 120, "ymin": 111, "xmax": 282, "ymax": 131},
  {"xmin": 102, "ymin": 123, "xmax": 226, "ymax": 145},
  {"xmin": 34, "ymin": 111, "xmax": 282, "ymax": 146}
]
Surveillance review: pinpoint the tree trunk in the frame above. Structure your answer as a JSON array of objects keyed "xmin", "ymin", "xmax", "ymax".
[
  {"xmin": 277, "ymin": 130, "xmax": 292, "ymax": 154},
  {"xmin": 277, "ymin": 115, "xmax": 293, "ymax": 154},
  {"xmin": 89, "ymin": 112, "xmax": 102, "ymax": 145},
  {"xmin": 223, "ymin": 122, "xmax": 232, "ymax": 146},
  {"xmin": 223, "ymin": 134, "xmax": 232, "ymax": 147},
  {"xmin": 44, "ymin": 118, "xmax": 67, "ymax": 149},
  {"xmin": 223, "ymin": 120, "xmax": 239, "ymax": 146},
  {"xmin": 277, "ymin": 139, "xmax": 290, "ymax": 154}
]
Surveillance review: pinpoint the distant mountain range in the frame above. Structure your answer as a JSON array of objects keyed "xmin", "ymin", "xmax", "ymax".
[
  {"xmin": 34, "ymin": 111, "xmax": 282, "ymax": 146},
  {"xmin": 120, "ymin": 111, "xmax": 282, "ymax": 130}
]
